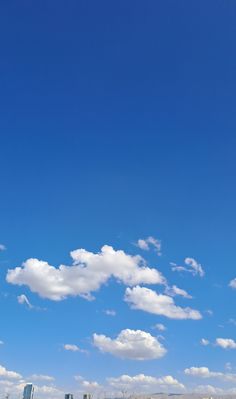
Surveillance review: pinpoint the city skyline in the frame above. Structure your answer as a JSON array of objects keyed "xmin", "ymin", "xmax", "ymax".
[{"xmin": 1, "ymin": 1, "xmax": 236, "ymax": 398}]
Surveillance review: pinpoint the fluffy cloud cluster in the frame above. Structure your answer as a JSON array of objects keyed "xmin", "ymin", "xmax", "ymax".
[
  {"xmin": 93, "ymin": 329, "xmax": 167, "ymax": 360},
  {"xmin": 0, "ymin": 365, "xmax": 22, "ymax": 380},
  {"xmin": 136, "ymin": 236, "xmax": 161, "ymax": 254},
  {"xmin": 108, "ymin": 374, "xmax": 185, "ymax": 392},
  {"xmin": 125, "ymin": 286, "xmax": 202, "ymax": 320},
  {"xmin": 171, "ymin": 258, "xmax": 205, "ymax": 277},
  {"xmin": 6, "ymin": 246, "xmax": 165, "ymax": 301},
  {"xmin": 185, "ymin": 366, "xmax": 236, "ymax": 382},
  {"xmin": 0, "ymin": 365, "xmax": 63, "ymax": 399}
]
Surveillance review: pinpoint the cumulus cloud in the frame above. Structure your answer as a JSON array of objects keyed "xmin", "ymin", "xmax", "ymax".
[
  {"xmin": 185, "ymin": 366, "xmax": 236, "ymax": 383},
  {"xmin": 93, "ymin": 329, "xmax": 167, "ymax": 360},
  {"xmin": 0, "ymin": 244, "xmax": 6, "ymax": 251},
  {"xmin": 215, "ymin": 338, "xmax": 236, "ymax": 349},
  {"xmin": 125, "ymin": 286, "xmax": 202, "ymax": 320},
  {"xmin": 108, "ymin": 374, "xmax": 185, "ymax": 392},
  {"xmin": 171, "ymin": 258, "xmax": 205, "ymax": 277},
  {"xmin": 0, "ymin": 365, "xmax": 22, "ymax": 380},
  {"xmin": 136, "ymin": 237, "xmax": 161, "ymax": 255},
  {"xmin": 164, "ymin": 285, "xmax": 192, "ymax": 299},
  {"xmin": 6, "ymin": 245, "xmax": 166, "ymax": 301}
]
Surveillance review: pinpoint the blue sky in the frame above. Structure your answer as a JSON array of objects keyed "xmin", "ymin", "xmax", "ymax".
[{"xmin": 1, "ymin": 1, "xmax": 236, "ymax": 397}]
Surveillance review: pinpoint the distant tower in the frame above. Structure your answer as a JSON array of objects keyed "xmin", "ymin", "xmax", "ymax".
[
  {"xmin": 65, "ymin": 394, "xmax": 74, "ymax": 399},
  {"xmin": 23, "ymin": 384, "xmax": 34, "ymax": 399},
  {"xmin": 83, "ymin": 394, "xmax": 92, "ymax": 399}
]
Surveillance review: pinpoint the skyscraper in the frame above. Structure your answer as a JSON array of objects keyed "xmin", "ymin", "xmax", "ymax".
[
  {"xmin": 23, "ymin": 384, "xmax": 34, "ymax": 399},
  {"xmin": 65, "ymin": 394, "xmax": 74, "ymax": 399}
]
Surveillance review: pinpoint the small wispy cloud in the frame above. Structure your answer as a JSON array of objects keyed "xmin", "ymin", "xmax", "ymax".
[
  {"xmin": 104, "ymin": 309, "xmax": 116, "ymax": 316},
  {"xmin": 200, "ymin": 338, "xmax": 210, "ymax": 346},
  {"xmin": 17, "ymin": 294, "xmax": 33, "ymax": 309},
  {"xmin": 171, "ymin": 257, "xmax": 205, "ymax": 277},
  {"xmin": 165, "ymin": 285, "xmax": 192, "ymax": 299},
  {"xmin": 0, "ymin": 244, "xmax": 6, "ymax": 252},
  {"xmin": 17, "ymin": 294, "xmax": 46, "ymax": 311},
  {"xmin": 63, "ymin": 344, "xmax": 87, "ymax": 354},
  {"xmin": 154, "ymin": 323, "xmax": 166, "ymax": 332},
  {"xmin": 135, "ymin": 236, "xmax": 161, "ymax": 255},
  {"xmin": 30, "ymin": 374, "xmax": 55, "ymax": 382}
]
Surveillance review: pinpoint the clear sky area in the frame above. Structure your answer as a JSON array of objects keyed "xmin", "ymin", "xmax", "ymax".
[{"xmin": 1, "ymin": 1, "xmax": 236, "ymax": 397}]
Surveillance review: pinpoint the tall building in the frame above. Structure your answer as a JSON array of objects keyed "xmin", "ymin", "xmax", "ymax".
[
  {"xmin": 65, "ymin": 394, "xmax": 74, "ymax": 399},
  {"xmin": 23, "ymin": 384, "xmax": 34, "ymax": 399},
  {"xmin": 83, "ymin": 394, "xmax": 92, "ymax": 399}
]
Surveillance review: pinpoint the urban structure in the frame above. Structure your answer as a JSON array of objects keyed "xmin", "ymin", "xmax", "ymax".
[{"xmin": 23, "ymin": 384, "xmax": 34, "ymax": 399}]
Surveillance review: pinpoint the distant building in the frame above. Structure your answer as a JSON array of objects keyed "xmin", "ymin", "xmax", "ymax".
[
  {"xmin": 65, "ymin": 394, "xmax": 74, "ymax": 399},
  {"xmin": 83, "ymin": 394, "xmax": 92, "ymax": 399},
  {"xmin": 23, "ymin": 384, "xmax": 34, "ymax": 399}
]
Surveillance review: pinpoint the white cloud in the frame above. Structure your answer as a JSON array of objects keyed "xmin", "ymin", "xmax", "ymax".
[
  {"xmin": 193, "ymin": 384, "xmax": 224, "ymax": 395},
  {"xmin": 74, "ymin": 376, "xmax": 101, "ymax": 391},
  {"xmin": 17, "ymin": 294, "xmax": 33, "ymax": 309},
  {"xmin": 200, "ymin": 338, "xmax": 209, "ymax": 346},
  {"xmin": 63, "ymin": 344, "xmax": 86, "ymax": 353},
  {"xmin": 165, "ymin": 285, "xmax": 192, "ymax": 299},
  {"xmin": 205, "ymin": 309, "xmax": 213, "ymax": 316},
  {"xmin": 229, "ymin": 278, "xmax": 236, "ymax": 289},
  {"xmin": 0, "ymin": 244, "xmax": 6, "ymax": 251},
  {"xmin": 154, "ymin": 323, "xmax": 166, "ymax": 332},
  {"xmin": 81, "ymin": 380, "xmax": 101, "ymax": 390},
  {"xmin": 171, "ymin": 258, "xmax": 205, "ymax": 277},
  {"xmin": 225, "ymin": 362, "xmax": 232, "ymax": 371},
  {"xmin": 34, "ymin": 384, "xmax": 64, "ymax": 398},
  {"xmin": 125, "ymin": 286, "xmax": 202, "ymax": 320},
  {"xmin": 7, "ymin": 245, "xmax": 166, "ymax": 301},
  {"xmin": 104, "ymin": 310, "xmax": 116, "ymax": 316},
  {"xmin": 108, "ymin": 374, "xmax": 185, "ymax": 392},
  {"xmin": 136, "ymin": 237, "xmax": 161, "ymax": 255},
  {"xmin": 0, "ymin": 365, "xmax": 22, "ymax": 380},
  {"xmin": 0, "ymin": 341, "xmax": 4, "ymax": 345},
  {"xmin": 30, "ymin": 374, "xmax": 55, "ymax": 382},
  {"xmin": 184, "ymin": 366, "xmax": 236, "ymax": 382},
  {"xmin": 93, "ymin": 329, "xmax": 167, "ymax": 360},
  {"xmin": 215, "ymin": 338, "xmax": 236, "ymax": 349}
]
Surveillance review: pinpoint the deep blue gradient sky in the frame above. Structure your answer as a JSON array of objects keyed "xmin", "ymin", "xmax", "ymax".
[{"xmin": 1, "ymin": 1, "xmax": 236, "ymax": 397}]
